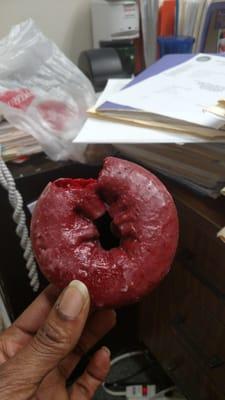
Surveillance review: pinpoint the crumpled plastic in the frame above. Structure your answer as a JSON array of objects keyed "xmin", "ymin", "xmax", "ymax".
[{"xmin": 0, "ymin": 19, "xmax": 96, "ymax": 162}]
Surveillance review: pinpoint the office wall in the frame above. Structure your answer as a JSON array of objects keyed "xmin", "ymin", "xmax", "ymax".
[{"xmin": 0, "ymin": 0, "xmax": 93, "ymax": 63}]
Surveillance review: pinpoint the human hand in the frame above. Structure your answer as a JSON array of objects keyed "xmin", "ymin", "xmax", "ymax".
[{"xmin": 0, "ymin": 280, "xmax": 116, "ymax": 399}]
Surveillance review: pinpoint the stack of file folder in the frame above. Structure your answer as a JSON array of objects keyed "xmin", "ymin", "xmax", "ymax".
[
  {"xmin": 87, "ymin": 53, "xmax": 225, "ymax": 142},
  {"xmin": 114, "ymin": 143, "xmax": 225, "ymax": 199},
  {"xmin": 0, "ymin": 122, "xmax": 42, "ymax": 161}
]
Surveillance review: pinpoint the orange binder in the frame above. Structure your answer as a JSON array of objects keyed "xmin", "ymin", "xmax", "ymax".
[{"xmin": 158, "ymin": 0, "xmax": 176, "ymax": 36}]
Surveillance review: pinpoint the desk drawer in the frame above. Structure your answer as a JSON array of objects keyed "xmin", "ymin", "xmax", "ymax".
[
  {"xmin": 177, "ymin": 203, "xmax": 225, "ymax": 298},
  {"xmin": 172, "ymin": 295, "xmax": 225, "ymax": 394},
  {"xmin": 140, "ymin": 296, "xmax": 225, "ymax": 400},
  {"xmin": 140, "ymin": 294, "xmax": 225, "ymax": 400},
  {"xmin": 139, "ymin": 262, "xmax": 225, "ymax": 399},
  {"xmin": 162, "ymin": 329, "xmax": 225, "ymax": 400}
]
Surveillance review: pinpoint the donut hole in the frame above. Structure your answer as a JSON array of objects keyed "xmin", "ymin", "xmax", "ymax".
[
  {"xmin": 94, "ymin": 212, "xmax": 120, "ymax": 250},
  {"xmin": 54, "ymin": 178, "xmax": 96, "ymax": 189},
  {"xmin": 98, "ymin": 187, "xmax": 118, "ymax": 205}
]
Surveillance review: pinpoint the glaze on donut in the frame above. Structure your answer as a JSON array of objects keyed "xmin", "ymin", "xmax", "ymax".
[{"xmin": 31, "ymin": 157, "xmax": 179, "ymax": 308}]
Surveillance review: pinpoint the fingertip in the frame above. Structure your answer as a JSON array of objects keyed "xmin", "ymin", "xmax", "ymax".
[
  {"xmin": 57, "ymin": 280, "xmax": 90, "ymax": 321},
  {"xmin": 101, "ymin": 346, "xmax": 111, "ymax": 358},
  {"xmin": 70, "ymin": 345, "xmax": 112, "ymax": 399},
  {"xmin": 68, "ymin": 280, "xmax": 90, "ymax": 300},
  {"xmin": 94, "ymin": 346, "xmax": 111, "ymax": 370}
]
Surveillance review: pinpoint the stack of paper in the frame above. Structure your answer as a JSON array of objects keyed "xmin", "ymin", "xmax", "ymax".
[
  {"xmin": 114, "ymin": 143, "xmax": 225, "ymax": 198},
  {"xmin": 207, "ymin": 99, "xmax": 225, "ymax": 119},
  {"xmin": 75, "ymin": 77, "xmax": 208, "ymax": 144},
  {"xmin": 86, "ymin": 54, "xmax": 225, "ymax": 142},
  {"xmin": 0, "ymin": 122, "xmax": 42, "ymax": 161}
]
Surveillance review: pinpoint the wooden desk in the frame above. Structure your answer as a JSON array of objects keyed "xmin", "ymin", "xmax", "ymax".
[{"xmin": 139, "ymin": 182, "xmax": 225, "ymax": 400}]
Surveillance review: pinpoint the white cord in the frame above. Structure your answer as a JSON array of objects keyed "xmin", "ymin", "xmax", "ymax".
[
  {"xmin": 0, "ymin": 147, "xmax": 40, "ymax": 292},
  {"xmin": 103, "ymin": 351, "xmax": 145, "ymax": 397},
  {"xmin": 151, "ymin": 386, "xmax": 176, "ymax": 399},
  {"xmin": 102, "ymin": 350, "xmax": 176, "ymax": 398}
]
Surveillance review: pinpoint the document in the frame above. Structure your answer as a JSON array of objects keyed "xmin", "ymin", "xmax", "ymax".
[
  {"xmin": 74, "ymin": 79, "xmax": 211, "ymax": 144},
  {"xmin": 74, "ymin": 117, "xmax": 207, "ymax": 143},
  {"xmin": 106, "ymin": 54, "xmax": 225, "ymax": 129}
]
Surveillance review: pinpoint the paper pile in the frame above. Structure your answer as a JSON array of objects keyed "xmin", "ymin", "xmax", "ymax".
[
  {"xmin": 0, "ymin": 122, "xmax": 42, "ymax": 161},
  {"xmin": 75, "ymin": 54, "xmax": 225, "ymax": 144},
  {"xmin": 114, "ymin": 143, "xmax": 225, "ymax": 198}
]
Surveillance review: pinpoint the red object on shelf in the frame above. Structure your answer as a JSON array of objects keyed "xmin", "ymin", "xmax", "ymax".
[{"xmin": 158, "ymin": 0, "xmax": 176, "ymax": 36}]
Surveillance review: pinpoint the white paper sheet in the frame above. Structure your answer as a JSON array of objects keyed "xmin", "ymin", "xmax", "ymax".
[
  {"xmin": 74, "ymin": 77, "xmax": 224, "ymax": 144},
  {"xmin": 95, "ymin": 79, "xmax": 131, "ymax": 108},
  {"xmin": 106, "ymin": 54, "xmax": 225, "ymax": 129},
  {"xmin": 74, "ymin": 117, "xmax": 207, "ymax": 143}
]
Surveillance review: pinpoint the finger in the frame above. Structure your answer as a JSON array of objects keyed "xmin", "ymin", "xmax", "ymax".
[
  {"xmin": 32, "ymin": 380, "xmax": 69, "ymax": 400},
  {"xmin": 70, "ymin": 346, "xmax": 111, "ymax": 400},
  {"xmin": 14, "ymin": 285, "xmax": 61, "ymax": 335},
  {"xmin": 0, "ymin": 285, "xmax": 61, "ymax": 360},
  {"xmin": 0, "ymin": 280, "xmax": 90, "ymax": 399},
  {"xmin": 59, "ymin": 309, "xmax": 116, "ymax": 378}
]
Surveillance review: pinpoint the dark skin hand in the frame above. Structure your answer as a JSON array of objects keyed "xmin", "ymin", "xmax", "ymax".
[{"xmin": 0, "ymin": 280, "xmax": 116, "ymax": 399}]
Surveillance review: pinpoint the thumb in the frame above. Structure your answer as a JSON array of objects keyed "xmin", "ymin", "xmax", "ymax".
[{"xmin": 1, "ymin": 280, "xmax": 90, "ymax": 399}]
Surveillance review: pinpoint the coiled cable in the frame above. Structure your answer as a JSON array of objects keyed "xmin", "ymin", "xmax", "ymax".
[{"xmin": 0, "ymin": 146, "xmax": 39, "ymax": 292}]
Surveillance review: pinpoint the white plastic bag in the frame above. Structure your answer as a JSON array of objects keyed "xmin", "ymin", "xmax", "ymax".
[{"xmin": 0, "ymin": 19, "xmax": 96, "ymax": 162}]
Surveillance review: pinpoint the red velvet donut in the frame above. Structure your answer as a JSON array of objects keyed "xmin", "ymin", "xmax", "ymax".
[{"xmin": 31, "ymin": 157, "xmax": 179, "ymax": 308}]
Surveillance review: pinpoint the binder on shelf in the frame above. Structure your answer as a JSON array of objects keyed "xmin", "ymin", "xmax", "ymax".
[
  {"xmin": 197, "ymin": 0, "xmax": 225, "ymax": 52},
  {"xmin": 140, "ymin": 1, "xmax": 225, "ymax": 65},
  {"xmin": 158, "ymin": 0, "xmax": 176, "ymax": 36}
]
